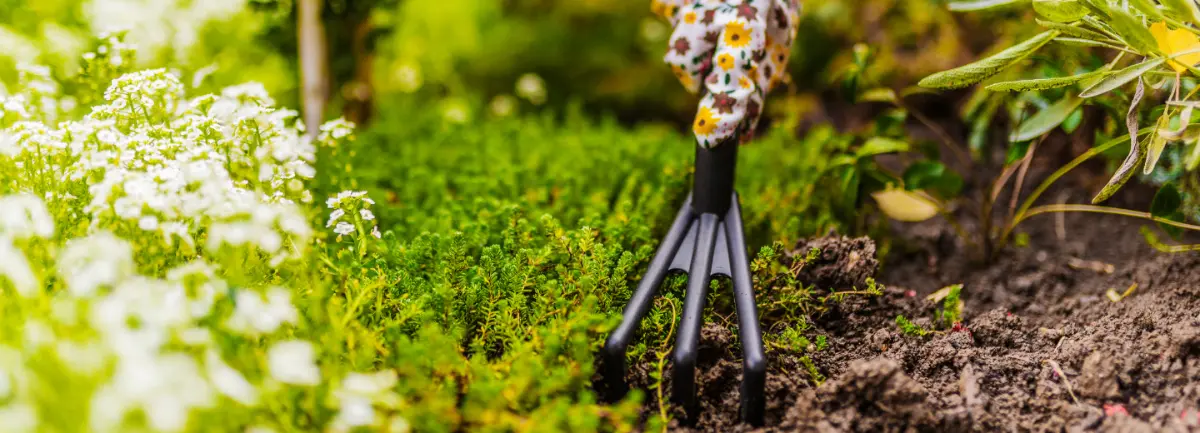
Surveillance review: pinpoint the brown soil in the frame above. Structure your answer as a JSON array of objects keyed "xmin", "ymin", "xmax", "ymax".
[{"xmin": 610, "ymin": 181, "xmax": 1200, "ymax": 432}]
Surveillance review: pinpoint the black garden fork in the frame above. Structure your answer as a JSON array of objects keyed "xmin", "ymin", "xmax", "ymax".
[{"xmin": 602, "ymin": 140, "xmax": 766, "ymax": 426}]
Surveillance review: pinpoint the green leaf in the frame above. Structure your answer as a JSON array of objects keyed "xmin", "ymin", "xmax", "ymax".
[
  {"xmin": 1054, "ymin": 37, "xmax": 1120, "ymax": 49},
  {"xmin": 1033, "ymin": 0, "xmax": 1090, "ymax": 22},
  {"xmin": 1145, "ymin": 110, "xmax": 1173, "ymax": 174},
  {"xmin": 1105, "ymin": 4, "xmax": 1160, "ymax": 54},
  {"xmin": 1162, "ymin": 0, "xmax": 1200, "ymax": 23},
  {"xmin": 1093, "ymin": 132, "xmax": 1150, "ymax": 203},
  {"xmin": 1036, "ymin": 19, "xmax": 1110, "ymax": 40},
  {"xmin": 986, "ymin": 68, "xmax": 1111, "ymax": 91},
  {"xmin": 947, "ymin": 0, "xmax": 1026, "ymax": 11},
  {"xmin": 1063, "ymin": 107, "xmax": 1084, "ymax": 133},
  {"xmin": 1006, "ymin": 141, "xmax": 1032, "ymax": 164},
  {"xmin": 1010, "ymin": 94, "xmax": 1085, "ymax": 141},
  {"xmin": 1151, "ymin": 183, "xmax": 1186, "ymax": 238},
  {"xmin": 1130, "ymin": 0, "xmax": 1166, "ymax": 20},
  {"xmin": 1079, "ymin": 57, "xmax": 1166, "ymax": 98},
  {"xmin": 1079, "ymin": 0, "xmax": 1112, "ymax": 18},
  {"xmin": 919, "ymin": 31, "xmax": 1060, "ymax": 89},
  {"xmin": 1151, "ymin": 182, "xmax": 1183, "ymax": 217},
  {"xmin": 856, "ymin": 137, "xmax": 910, "ymax": 158},
  {"xmin": 902, "ymin": 161, "xmax": 964, "ymax": 198}
]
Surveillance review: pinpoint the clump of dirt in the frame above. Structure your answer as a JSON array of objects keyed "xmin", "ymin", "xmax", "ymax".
[
  {"xmin": 789, "ymin": 233, "xmax": 880, "ymax": 290},
  {"xmin": 774, "ymin": 357, "xmax": 938, "ymax": 432}
]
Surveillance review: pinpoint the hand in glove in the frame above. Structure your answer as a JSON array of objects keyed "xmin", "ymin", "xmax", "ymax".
[{"xmin": 652, "ymin": 0, "xmax": 801, "ymax": 148}]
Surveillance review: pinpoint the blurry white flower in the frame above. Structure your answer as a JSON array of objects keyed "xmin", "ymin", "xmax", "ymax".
[
  {"xmin": 371, "ymin": 226, "xmax": 381, "ymax": 239},
  {"xmin": 0, "ymin": 193, "xmax": 54, "ymax": 238},
  {"xmin": 516, "ymin": 73, "xmax": 547, "ymax": 105},
  {"xmin": 206, "ymin": 350, "xmax": 258, "ymax": 405},
  {"xmin": 388, "ymin": 416, "xmax": 412, "ymax": 433},
  {"xmin": 0, "ymin": 402, "xmax": 37, "ymax": 433},
  {"xmin": 57, "ymin": 232, "xmax": 134, "ymax": 297},
  {"xmin": 393, "ymin": 64, "xmax": 423, "ymax": 93},
  {"xmin": 490, "ymin": 95, "xmax": 517, "ymax": 117},
  {"xmin": 331, "ymin": 370, "xmax": 398, "ymax": 432},
  {"xmin": 0, "ymin": 239, "xmax": 38, "ymax": 296},
  {"xmin": 359, "ymin": 209, "xmax": 375, "ymax": 221},
  {"xmin": 327, "ymin": 209, "xmax": 345, "ymax": 227},
  {"xmin": 442, "ymin": 101, "xmax": 469, "ymax": 124},
  {"xmin": 0, "ymin": 370, "xmax": 9, "ymax": 398},
  {"xmin": 227, "ymin": 287, "xmax": 298, "ymax": 335},
  {"xmin": 267, "ymin": 340, "xmax": 320, "ymax": 386},
  {"xmin": 90, "ymin": 352, "xmax": 215, "ymax": 432},
  {"xmin": 334, "ymin": 221, "xmax": 354, "ymax": 236}
]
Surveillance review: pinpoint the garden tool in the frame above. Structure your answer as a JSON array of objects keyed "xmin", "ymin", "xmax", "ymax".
[{"xmin": 601, "ymin": 0, "xmax": 800, "ymax": 426}]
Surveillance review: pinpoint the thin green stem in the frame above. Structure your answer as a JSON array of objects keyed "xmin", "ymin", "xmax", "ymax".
[{"xmin": 1016, "ymin": 204, "xmax": 1200, "ymax": 232}]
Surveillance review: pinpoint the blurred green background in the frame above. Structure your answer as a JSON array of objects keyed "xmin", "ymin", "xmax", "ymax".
[{"xmin": 0, "ymin": 0, "xmax": 1026, "ymax": 132}]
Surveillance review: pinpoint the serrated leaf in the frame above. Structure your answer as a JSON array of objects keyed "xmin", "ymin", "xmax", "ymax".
[
  {"xmin": 947, "ymin": 0, "xmax": 1026, "ymax": 11},
  {"xmin": 1034, "ymin": 0, "xmax": 1091, "ymax": 22},
  {"xmin": 1011, "ymin": 94, "xmax": 1085, "ymax": 141},
  {"xmin": 1036, "ymin": 19, "xmax": 1110, "ymax": 40},
  {"xmin": 856, "ymin": 137, "xmax": 910, "ymax": 158},
  {"xmin": 919, "ymin": 31, "xmax": 1060, "ymax": 89},
  {"xmin": 1163, "ymin": 0, "xmax": 1200, "ymax": 23},
  {"xmin": 1106, "ymin": 5, "xmax": 1160, "ymax": 54},
  {"xmin": 987, "ymin": 68, "xmax": 1111, "ymax": 91},
  {"xmin": 1130, "ymin": 0, "xmax": 1167, "ymax": 20},
  {"xmin": 1079, "ymin": 57, "xmax": 1165, "ymax": 98},
  {"xmin": 871, "ymin": 188, "xmax": 941, "ymax": 222}
]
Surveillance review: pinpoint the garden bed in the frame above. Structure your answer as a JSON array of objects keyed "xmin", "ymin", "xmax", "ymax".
[{"xmin": 608, "ymin": 181, "xmax": 1200, "ymax": 432}]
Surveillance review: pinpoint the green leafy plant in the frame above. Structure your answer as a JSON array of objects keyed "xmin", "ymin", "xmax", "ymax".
[{"xmin": 895, "ymin": 315, "xmax": 931, "ymax": 337}]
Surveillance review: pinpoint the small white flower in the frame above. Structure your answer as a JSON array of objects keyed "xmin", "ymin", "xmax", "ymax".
[
  {"xmin": 359, "ymin": 209, "xmax": 374, "ymax": 221},
  {"xmin": 206, "ymin": 350, "xmax": 258, "ymax": 405},
  {"xmin": 371, "ymin": 226, "xmax": 381, "ymax": 239},
  {"xmin": 227, "ymin": 287, "xmax": 298, "ymax": 335},
  {"xmin": 267, "ymin": 340, "xmax": 320, "ymax": 386},
  {"xmin": 334, "ymin": 397, "xmax": 376, "ymax": 429},
  {"xmin": 57, "ymin": 231, "xmax": 135, "ymax": 297},
  {"xmin": 327, "ymin": 209, "xmax": 345, "ymax": 227},
  {"xmin": 334, "ymin": 221, "xmax": 354, "ymax": 236}
]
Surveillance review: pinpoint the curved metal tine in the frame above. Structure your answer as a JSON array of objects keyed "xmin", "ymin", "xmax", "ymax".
[
  {"xmin": 725, "ymin": 195, "xmax": 766, "ymax": 426},
  {"xmin": 602, "ymin": 195, "xmax": 695, "ymax": 400},
  {"xmin": 672, "ymin": 212, "xmax": 720, "ymax": 423}
]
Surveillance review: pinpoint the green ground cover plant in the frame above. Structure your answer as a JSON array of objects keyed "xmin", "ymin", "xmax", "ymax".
[{"xmin": 0, "ymin": 30, "xmax": 896, "ymax": 430}]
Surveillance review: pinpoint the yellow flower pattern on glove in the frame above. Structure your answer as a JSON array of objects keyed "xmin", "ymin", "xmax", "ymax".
[{"xmin": 655, "ymin": 0, "xmax": 801, "ymax": 148}]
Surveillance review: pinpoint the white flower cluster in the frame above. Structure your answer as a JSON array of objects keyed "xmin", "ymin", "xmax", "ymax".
[
  {"xmin": 0, "ymin": 51, "xmax": 406, "ymax": 431},
  {"xmin": 326, "ymin": 190, "xmax": 381, "ymax": 240},
  {"xmin": 2, "ymin": 64, "xmax": 338, "ymax": 265}
]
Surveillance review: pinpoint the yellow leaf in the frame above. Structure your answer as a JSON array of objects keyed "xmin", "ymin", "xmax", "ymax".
[
  {"xmin": 1151, "ymin": 21, "xmax": 1200, "ymax": 74},
  {"xmin": 871, "ymin": 189, "xmax": 940, "ymax": 222}
]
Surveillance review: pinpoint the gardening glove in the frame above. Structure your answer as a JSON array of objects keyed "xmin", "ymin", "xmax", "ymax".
[{"xmin": 653, "ymin": 0, "xmax": 800, "ymax": 148}]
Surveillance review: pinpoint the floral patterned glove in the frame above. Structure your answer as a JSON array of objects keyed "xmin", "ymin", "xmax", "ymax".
[{"xmin": 653, "ymin": 0, "xmax": 800, "ymax": 148}]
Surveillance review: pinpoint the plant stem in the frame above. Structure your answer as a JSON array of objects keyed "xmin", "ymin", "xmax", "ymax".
[{"xmin": 1016, "ymin": 204, "xmax": 1200, "ymax": 232}]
